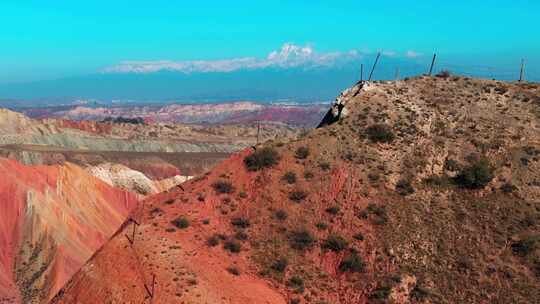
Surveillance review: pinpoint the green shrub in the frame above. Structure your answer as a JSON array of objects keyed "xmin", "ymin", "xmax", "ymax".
[
  {"xmin": 319, "ymin": 162, "xmax": 331, "ymax": 171},
  {"xmin": 325, "ymin": 206, "xmax": 340, "ymax": 215},
  {"xmin": 289, "ymin": 229, "xmax": 315, "ymax": 250},
  {"xmin": 226, "ymin": 266, "xmax": 240, "ymax": 276},
  {"xmin": 207, "ymin": 235, "xmax": 220, "ymax": 247},
  {"xmin": 370, "ymin": 286, "xmax": 391, "ymax": 300},
  {"xmin": 500, "ymin": 182, "xmax": 517, "ymax": 193},
  {"xmin": 365, "ymin": 203, "xmax": 388, "ymax": 225},
  {"xmin": 410, "ymin": 285, "xmax": 430, "ymax": 301},
  {"xmin": 339, "ymin": 252, "xmax": 365, "ymax": 273},
  {"xmin": 171, "ymin": 216, "xmax": 190, "ymax": 229},
  {"xmin": 234, "ymin": 231, "xmax": 249, "ymax": 241},
  {"xmin": 212, "ymin": 180, "xmax": 235, "ymax": 194},
  {"xmin": 315, "ymin": 222, "xmax": 328, "ymax": 230},
  {"xmin": 287, "ymin": 276, "xmax": 305, "ymax": 293},
  {"xmin": 444, "ymin": 159, "xmax": 460, "ymax": 171},
  {"xmin": 231, "ymin": 217, "xmax": 251, "ymax": 229},
  {"xmin": 271, "ymin": 257, "xmax": 289, "ymax": 273},
  {"xmin": 224, "ymin": 240, "xmax": 242, "ymax": 253},
  {"xmin": 454, "ymin": 158, "xmax": 494, "ymax": 189},
  {"xmin": 275, "ymin": 209, "xmax": 288, "ymax": 221},
  {"xmin": 322, "ymin": 234, "xmax": 349, "ymax": 252},
  {"xmin": 353, "ymin": 233, "xmax": 364, "ymax": 241},
  {"xmin": 395, "ymin": 179, "xmax": 414, "ymax": 196},
  {"xmin": 366, "ymin": 124, "xmax": 395, "ymax": 143},
  {"xmin": 289, "ymin": 190, "xmax": 307, "ymax": 202},
  {"xmin": 436, "ymin": 70, "xmax": 451, "ymax": 78},
  {"xmin": 304, "ymin": 171, "xmax": 314, "ymax": 180},
  {"xmin": 295, "ymin": 146, "xmax": 310, "ymax": 159},
  {"xmin": 282, "ymin": 171, "xmax": 297, "ymax": 184},
  {"xmin": 244, "ymin": 147, "xmax": 280, "ymax": 171},
  {"xmin": 511, "ymin": 235, "xmax": 540, "ymax": 257}
]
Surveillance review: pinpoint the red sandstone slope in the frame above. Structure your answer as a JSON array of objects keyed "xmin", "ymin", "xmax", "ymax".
[
  {"xmin": 0, "ymin": 158, "xmax": 138, "ymax": 304},
  {"xmin": 52, "ymin": 77, "xmax": 540, "ymax": 303}
]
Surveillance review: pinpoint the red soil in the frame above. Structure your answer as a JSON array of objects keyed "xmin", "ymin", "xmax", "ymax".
[{"xmin": 0, "ymin": 158, "xmax": 138, "ymax": 304}]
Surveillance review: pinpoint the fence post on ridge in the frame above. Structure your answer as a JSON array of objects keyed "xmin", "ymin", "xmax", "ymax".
[
  {"xmin": 519, "ymin": 59, "xmax": 525, "ymax": 82},
  {"xmin": 428, "ymin": 54, "xmax": 437, "ymax": 76},
  {"xmin": 368, "ymin": 52, "xmax": 381, "ymax": 81}
]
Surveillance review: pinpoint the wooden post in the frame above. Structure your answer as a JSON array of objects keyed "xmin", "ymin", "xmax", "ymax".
[
  {"xmin": 151, "ymin": 274, "xmax": 155, "ymax": 296},
  {"xmin": 428, "ymin": 54, "xmax": 437, "ymax": 76},
  {"xmin": 519, "ymin": 59, "xmax": 525, "ymax": 82},
  {"xmin": 256, "ymin": 122, "xmax": 260, "ymax": 145},
  {"xmin": 368, "ymin": 52, "xmax": 381, "ymax": 81},
  {"xmin": 125, "ymin": 218, "xmax": 140, "ymax": 244},
  {"xmin": 395, "ymin": 67, "xmax": 400, "ymax": 81}
]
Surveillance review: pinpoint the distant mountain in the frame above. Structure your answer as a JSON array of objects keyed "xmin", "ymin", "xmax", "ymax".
[{"xmin": 0, "ymin": 59, "xmax": 427, "ymax": 103}]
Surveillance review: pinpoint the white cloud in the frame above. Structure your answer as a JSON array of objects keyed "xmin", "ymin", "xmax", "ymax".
[
  {"xmin": 103, "ymin": 43, "xmax": 362, "ymax": 74},
  {"xmin": 405, "ymin": 50, "xmax": 423, "ymax": 58},
  {"xmin": 382, "ymin": 51, "xmax": 397, "ymax": 57}
]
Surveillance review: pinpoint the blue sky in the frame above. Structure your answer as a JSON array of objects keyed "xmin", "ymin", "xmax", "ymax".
[{"xmin": 1, "ymin": 0, "xmax": 539, "ymax": 83}]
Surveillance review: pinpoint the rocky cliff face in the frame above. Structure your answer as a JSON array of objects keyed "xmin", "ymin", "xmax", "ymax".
[
  {"xmin": 86, "ymin": 162, "xmax": 192, "ymax": 197},
  {"xmin": 51, "ymin": 77, "xmax": 540, "ymax": 303},
  {"xmin": 0, "ymin": 159, "xmax": 138, "ymax": 304}
]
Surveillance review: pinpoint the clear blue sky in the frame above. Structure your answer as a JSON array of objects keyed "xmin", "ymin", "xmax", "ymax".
[{"xmin": 1, "ymin": 0, "xmax": 539, "ymax": 83}]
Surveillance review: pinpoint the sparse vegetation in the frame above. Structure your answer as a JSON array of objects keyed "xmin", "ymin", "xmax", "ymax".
[
  {"xmin": 226, "ymin": 266, "xmax": 240, "ymax": 276},
  {"xmin": 353, "ymin": 233, "xmax": 364, "ymax": 241},
  {"xmin": 363, "ymin": 203, "xmax": 388, "ymax": 225},
  {"xmin": 395, "ymin": 179, "xmax": 414, "ymax": 195},
  {"xmin": 282, "ymin": 171, "xmax": 297, "ymax": 184},
  {"xmin": 410, "ymin": 285, "xmax": 430, "ymax": 301},
  {"xmin": 436, "ymin": 70, "xmax": 451, "ymax": 78},
  {"xmin": 370, "ymin": 285, "xmax": 391, "ymax": 300},
  {"xmin": 231, "ymin": 217, "xmax": 250, "ymax": 228},
  {"xmin": 289, "ymin": 190, "xmax": 307, "ymax": 202},
  {"xmin": 500, "ymin": 182, "xmax": 517, "ymax": 193},
  {"xmin": 319, "ymin": 162, "xmax": 331, "ymax": 171},
  {"xmin": 511, "ymin": 235, "xmax": 540, "ymax": 257},
  {"xmin": 322, "ymin": 234, "xmax": 349, "ymax": 252},
  {"xmin": 325, "ymin": 206, "xmax": 340, "ymax": 215},
  {"xmin": 295, "ymin": 146, "xmax": 310, "ymax": 159},
  {"xmin": 234, "ymin": 231, "xmax": 249, "ymax": 241},
  {"xmin": 275, "ymin": 209, "xmax": 288, "ymax": 221},
  {"xmin": 366, "ymin": 124, "xmax": 395, "ymax": 143},
  {"xmin": 304, "ymin": 171, "xmax": 314, "ymax": 180},
  {"xmin": 224, "ymin": 240, "xmax": 242, "ymax": 253},
  {"xmin": 339, "ymin": 252, "xmax": 365, "ymax": 273},
  {"xmin": 315, "ymin": 222, "xmax": 328, "ymax": 230},
  {"xmin": 271, "ymin": 257, "xmax": 289, "ymax": 273},
  {"xmin": 289, "ymin": 229, "xmax": 315, "ymax": 250},
  {"xmin": 212, "ymin": 180, "xmax": 235, "ymax": 194},
  {"xmin": 244, "ymin": 147, "xmax": 280, "ymax": 171},
  {"xmin": 171, "ymin": 216, "xmax": 190, "ymax": 229},
  {"xmin": 207, "ymin": 235, "xmax": 220, "ymax": 247},
  {"xmin": 455, "ymin": 158, "xmax": 494, "ymax": 189},
  {"xmin": 287, "ymin": 276, "xmax": 305, "ymax": 293}
]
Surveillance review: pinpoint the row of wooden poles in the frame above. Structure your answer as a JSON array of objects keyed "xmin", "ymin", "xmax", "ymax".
[{"xmin": 359, "ymin": 53, "xmax": 528, "ymax": 82}]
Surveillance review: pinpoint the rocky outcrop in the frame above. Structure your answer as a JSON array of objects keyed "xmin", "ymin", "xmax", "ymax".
[
  {"xmin": 317, "ymin": 81, "xmax": 370, "ymax": 128},
  {"xmin": 86, "ymin": 163, "xmax": 192, "ymax": 196}
]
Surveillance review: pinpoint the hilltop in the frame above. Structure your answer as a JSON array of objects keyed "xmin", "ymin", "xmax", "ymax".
[{"xmin": 52, "ymin": 76, "xmax": 540, "ymax": 303}]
